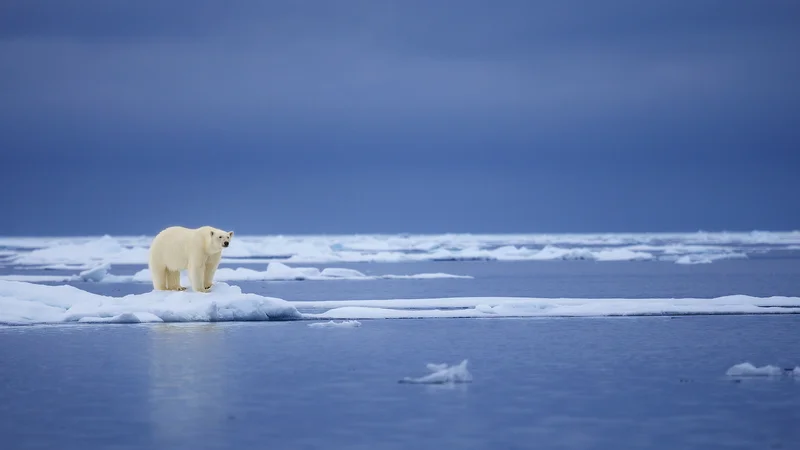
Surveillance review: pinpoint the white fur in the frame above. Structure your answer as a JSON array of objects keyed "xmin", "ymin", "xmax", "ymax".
[{"xmin": 148, "ymin": 225, "xmax": 234, "ymax": 293}]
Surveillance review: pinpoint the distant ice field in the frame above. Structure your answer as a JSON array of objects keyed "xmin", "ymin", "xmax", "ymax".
[
  {"xmin": 0, "ymin": 246, "xmax": 800, "ymax": 325},
  {"xmin": 1, "ymin": 231, "xmax": 798, "ymax": 269},
  {"xmin": 0, "ymin": 231, "xmax": 798, "ymax": 325}
]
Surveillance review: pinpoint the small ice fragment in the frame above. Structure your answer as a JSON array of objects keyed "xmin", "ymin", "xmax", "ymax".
[
  {"xmin": 725, "ymin": 362, "xmax": 783, "ymax": 377},
  {"xmin": 399, "ymin": 359, "xmax": 472, "ymax": 384},
  {"xmin": 76, "ymin": 263, "xmax": 112, "ymax": 282}
]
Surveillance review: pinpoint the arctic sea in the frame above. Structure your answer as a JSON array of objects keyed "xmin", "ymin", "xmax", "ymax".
[{"xmin": 1, "ymin": 232, "xmax": 799, "ymax": 449}]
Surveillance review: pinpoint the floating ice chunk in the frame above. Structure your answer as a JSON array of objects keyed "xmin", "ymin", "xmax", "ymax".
[
  {"xmin": 299, "ymin": 295, "xmax": 800, "ymax": 319},
  {"xmin": 264, "ymin": 262, "xmax": 322, "ymax": 280},
  {"xmin": 726, "ymin": 362, "xmax": 785, "ymax": 377},
  {"xmin": 675, "ymin": 253, "xmax": 747, "ymax": 265},
  {"xmin": 591, "ymin": 248, "xmax": 654, "ymax": 261},
  {"xmin": 307, "ymin": 320, "xmax": 362, "ymax": 328},
  {"xmin": 380, "ymin": 273, "xmax": 472, "ymax": 280},
  {"xmin": 122, "ymin": 263, "xmax": 471, "ymax": 284},
  {"xmin": 5, "ymin": 280, "xmax": 800, "ymax": 325},
  {"xmin": 318, "ymin": 268, "xmax": 366, "ymax": 278},
  {"xmin": 0, "ymin": 280, "xmax": 301, "ymax": 325},
  {"xmin": 36, "ymin": 264, "xmax": 94, "ymax": 271},
  {"xmin": 77, "ymin": 263, "xmax": 111, "ymax": 282},
  {"xmin": 399, "ymin": 359, "xmax": 472, "ymax": 384},
  {"xmin": 9, "ymin": 235, "xmax": 149, "ymax": 266},
  {"xmin": 531, "ymin": 246, "xmax": 653, "ymax": 261},
  {"xmin": 0, "ymin": 264, "xmax": 133, "ymax": 284}
]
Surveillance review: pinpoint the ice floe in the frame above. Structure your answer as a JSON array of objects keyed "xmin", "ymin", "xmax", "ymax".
[
  {"xmin": 3, "ymin": 280, "xmax": 800, "ymax": 326},
  {"xmin": 0, "ymin": 280, "xmax": 301, "ymax": 325},
  {"xmin": 1, "ymin": 231, "xmax": 796, "ymax": 267},
  {"xmin": 0, "ymin": 262, "xmax": 472, "ymax": 284}
]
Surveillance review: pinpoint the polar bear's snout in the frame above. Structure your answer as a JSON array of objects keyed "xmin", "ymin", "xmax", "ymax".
[{"xmin": 223, "ymin": 241, "xmax": 229, "ymax": 247}]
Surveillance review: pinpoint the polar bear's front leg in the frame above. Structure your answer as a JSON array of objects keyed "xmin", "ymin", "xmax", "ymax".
[
  {"xmin": 204, "ymin": 252, "xmax": 222, "ymax": 290},
  {"xmin": 188, "ymin": 260, "xmax": 208, "ymax": 293}
]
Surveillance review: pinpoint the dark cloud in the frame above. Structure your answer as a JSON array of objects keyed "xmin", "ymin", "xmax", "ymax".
[
  {"xmin": 0, "ymin": 1, "xmax": 798, "ymax": 233},
  {"xmin": 2, "ymin": 1, "xmax": 797, "ymax": 134}
]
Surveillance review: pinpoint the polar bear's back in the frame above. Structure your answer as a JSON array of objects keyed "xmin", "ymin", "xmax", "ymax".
[{"xmin": 149, "ymin": 226, "xmax": 201, "ymax": 271}]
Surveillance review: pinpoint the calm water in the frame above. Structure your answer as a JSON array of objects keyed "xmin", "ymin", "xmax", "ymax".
[
  {"xmin": 1, "ymin": 317, "xmax": 799, "ymax": 450},
  {"xmin": 1, "ymin": 258, "xmax": 799, "ymax": 449}
]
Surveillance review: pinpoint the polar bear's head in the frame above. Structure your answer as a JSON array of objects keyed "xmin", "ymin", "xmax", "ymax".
[{"xmin": 207, "ymin": 228, "xmax": 234, "ymax": 252}]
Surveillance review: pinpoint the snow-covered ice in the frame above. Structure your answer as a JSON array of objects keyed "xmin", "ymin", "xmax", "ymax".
[
  {"xmin": 0, "ymin": 262, "xmax": 473, "ymax": 284},
  {"xmin": 7, "ymin": 235, "xmax": 149, "ymax": 266},
  {"xmin": 307, "ymin": 320, "xmax": 362, "ymax": 328},
  {"xmin": 0, "ymin": 280, "xmax": 301, "ymax": 325},
  {"xmin": 201, "ymin": 262, "xmax": 472, "ymax": 282},
  {"xmin": 0, "ymin": 262, "xmax": 132, "ymax": 283},
  {"xmin": 399, "ymin": 360, "xmax": 473, "ymax": 384},
  {"xmin": 3, "ymin": 279, "xmax": 800, "ymax": 326},
  {"xmin": 299, "ymin": 295, "xmax": 800, "ymax": 320},
  {"xmin": 1, "ymin": 231, "xmax": 797, "ymax": 267},
  {"xmin": 674, "ymin": 253, "xmax": 748, "ymax": 265}
]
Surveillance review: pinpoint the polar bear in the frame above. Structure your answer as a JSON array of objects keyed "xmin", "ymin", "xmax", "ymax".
[{"xmin": 148, "ymin": 225, "xmax": 234, "ymax": 293}]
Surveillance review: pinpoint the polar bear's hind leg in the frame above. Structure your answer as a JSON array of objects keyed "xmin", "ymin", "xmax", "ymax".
[{"xmin": 150, "ymin": 264, "xmax": 168, "ymax": 290}]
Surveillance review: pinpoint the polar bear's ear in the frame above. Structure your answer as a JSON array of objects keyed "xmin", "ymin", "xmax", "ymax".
[
  {"xmin": 228, "ymin": 231, "xmax": 234, "ymax": 237},
  {"xmin": 210, "ymin": 231, "xmax": 214, "ymax": 237}
]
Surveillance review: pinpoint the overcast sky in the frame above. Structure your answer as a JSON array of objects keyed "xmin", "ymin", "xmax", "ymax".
[{"xmin": 1, "ymin": 0, "xmax": 798, "ymax": 235}]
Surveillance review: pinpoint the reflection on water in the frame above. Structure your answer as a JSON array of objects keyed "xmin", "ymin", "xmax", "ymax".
[{"xmin": 146, "ymin": 323, "xmax": 228, "ymax": 445}]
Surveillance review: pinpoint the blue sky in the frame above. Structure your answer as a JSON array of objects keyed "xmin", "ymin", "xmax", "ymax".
[{"xmin": 1, "ymin": 0, "xmax": 798, "ymax": 235}]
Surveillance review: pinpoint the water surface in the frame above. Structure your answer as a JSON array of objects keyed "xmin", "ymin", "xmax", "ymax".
[
  {"xmin": 1, "ymin": 315, "xmax": 798, "ymax": 450},
  {"xmin": 2, "ymin": 256, "xmax": 799, "ymax": 449}
]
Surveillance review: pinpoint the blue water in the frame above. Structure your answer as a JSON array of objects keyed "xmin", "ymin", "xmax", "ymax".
[{"xmin": 1, "ymin": 258, "xmax": 800, "ymax": 449}]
